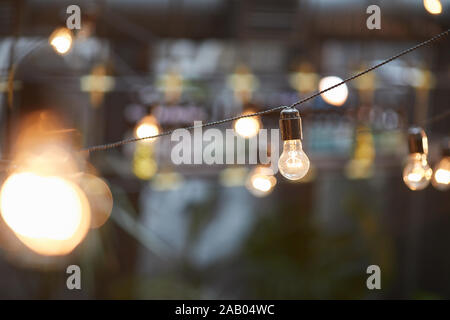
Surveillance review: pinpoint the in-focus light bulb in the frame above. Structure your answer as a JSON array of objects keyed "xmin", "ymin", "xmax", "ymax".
[
  {"xmin": 278, "ymin": 140, "xmax": 310, "ymax": 180},
  {"xmin": 319, "ymin": 76, "xmax": 348, "ymax": 106},
  {"xmin": 278, "ymin": 107, "xmax": 310, "ymax": 180},
  {"xmin": 403, "ymin": 127, "xmax": 432, "ymax": 191},
  {"xmin": 49, "ymin": 27, "xmax": 73, "ymax": 55},
  {"xmin": 424, "ymin": 0, "xmax": 442, "ymax": 15},
  {"xmin": 234, "ymin": 111, "xmax": 261, "ymax": 138}
]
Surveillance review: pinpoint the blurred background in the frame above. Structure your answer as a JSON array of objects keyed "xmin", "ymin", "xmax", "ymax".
[{"xmin": 0, "ymin": 0, "xmax": 449, "ymax": 299}]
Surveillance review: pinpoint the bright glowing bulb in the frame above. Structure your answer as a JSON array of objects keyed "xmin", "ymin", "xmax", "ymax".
[
  {"xmin": 278, "ymin": 140, "xmax": 310, "ymax": 180},
  {"xmin": 134, "ymin": 115, "xmax": 160, "ymax": 142},
  {"xmin": 234, "ymin": 111, "xmax": 261, "ymax": 138},
  {"xmin": 424, "ymin": 0, "xmax": 442, "ymax": 15},
  {"xmin": 403, "ymin": 153, "xmax": 432, "ymax": 190},
  {"xmin": 0, "ymin": 172, "xmax": 90, "ymax": 255},
  {"xmin": 319, "ymin": 76, "xmax": 348, "ymax": 106},
  {"xmin": 432, "ymin": 157, "xmax": 450, "ymax": 191},
  {"xmin": 246, "ymin": 166, "xmax": 277, "ymax": 197},
  {"xmin": 49, "ymin": 27, "xmax": 73, "ymax": 55}
]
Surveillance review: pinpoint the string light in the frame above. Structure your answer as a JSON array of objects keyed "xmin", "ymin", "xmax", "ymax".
[
  {"xmin": 246, "ymin": 166, "xmax": 277, "ymax": 197},
  {"xmin": 424, "ymin": 0, "xmax": 442, "ymax": 15},
  {"xmin": 233, "ymin": 110, "xmax": 261, "ymax": 139},
  {"xmin": 49, "ymin": 27, "xmax": 73, "ymax": 55},
  {"xmin": 134, "ymin": 115, "xmax": 160, "ymax": 142},
  {"xmin": 432, "ymin": 140, "xmax": 450, "ymax": 191},
  {"xmin": 81, "ymin": 29, "xmax": 450, "ymax": 153},
  {"xmin": 0, "ymin": 26, "xmax": 448, "ymax": 262},
  {"xmin": 319, "ymin": 76, "xmax": 348, "ymax": 106},
  {"xmin": 0, "ymin": 172, "xmax": 91, "ymax": 256},
  {"xmin": 0, "ymin": 112, "xmax": 116, "ymax": 256},
  {"xmin": 403, "ymin": 127, "xmax": 433, "ymax": 190},
  {"xmin": 278, "ymin": 107, "xmax": 310, "ymax": 180}
]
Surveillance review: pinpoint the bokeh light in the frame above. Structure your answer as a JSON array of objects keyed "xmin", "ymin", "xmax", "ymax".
[
  {"xmin": 233, "ymin": 111, "xmax": 261, "ymax": 139},
  {"xmin": 0, "ymin": 172, "xmax": 90, "ymax": 256},
  {"xmin": 134, "ymin": 115, "xmax": 160, "ymax": 142},
  {"xmin": 319, "ymin": 76, "xmax": 349, "ymax": 106},
  {"xmin": 432, "ymin": 157, "xmax": 450, "ymax": 191},
  {"xmin": 246, "ymin": 166, "xmax": 277, "ymax": 197},
  {"xmin": 424, "ymin": 0, "xmax": 442, "ymax": 15},
  {"xmin": 49, "ymin": 27, "xmax": 73, "ymax": 55}
]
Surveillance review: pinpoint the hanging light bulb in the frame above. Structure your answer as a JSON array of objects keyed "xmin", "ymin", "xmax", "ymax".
[
  {"xmin": 432, "ymin": 140, "xmax": 450, "ymax": 191},
  {"xmin": 278, "ymin": 107, "xmax": 310, "ymax": 180},
  {"xmin": 319, "ymin": 76, "xmax": 348, "ymax": 106},
  {"xmin": 233, "ymin": 110, "xmax": 261, "ymax": 138},
  {"xmin": 49, "ymin": 27, "xmax": 73, "ymax": 55},
  {"xmin": 246, "ymin": 166, "xmax": 277, "ymax": 197},
  {"xmin": 403, "ymin": 127, "xmax": 432, "ymax": 190},
  {"xmin": 0, "ymin": 172, "xmax": 91, "ymax": 256},
  {"xmin": 134, "ymin": 115, "xmax": 160, "ymax": 142},
  {"xmin": 0, "ymin": 111, "xmax": 95, "ymax": 256},
  {"xmin": 424, "ymin": 0, "xmax": 442, "ymax": 15}
]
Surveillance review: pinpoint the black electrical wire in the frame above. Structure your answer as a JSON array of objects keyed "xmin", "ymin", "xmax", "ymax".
[
  {"xmin": 82, "ymin": 29, "xmax": 450, "ymax": 153},
  {"xmin": 421, "ymin": 109, "xmax": 450, "ymax": 126}
]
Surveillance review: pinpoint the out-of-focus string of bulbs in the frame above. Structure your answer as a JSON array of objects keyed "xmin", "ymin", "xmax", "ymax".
[
  {"xmin": 0, "ymin": 25, "xmax": 449, "ymax": 258},
  {"xmin": 82, "ymin": 29, "xmax": 450, "ymax": 189}
]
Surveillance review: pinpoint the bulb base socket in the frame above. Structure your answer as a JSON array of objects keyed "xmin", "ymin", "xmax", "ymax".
[
  {"xmin": 407, "ymin": 126, "xmax": 427, "ymax": 154},
  {"xmin": 279, "ymin": 107, "xmax": 302, "ymax": 141}
]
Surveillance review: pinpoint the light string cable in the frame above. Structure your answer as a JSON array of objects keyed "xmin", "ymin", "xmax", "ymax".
[
  {"xmin": 420, "ymin": 109, "xmax": 450, "ymax": 127},
  {"xmin": 32, "ymin": 28, "xmax": 450, "ymax": 152}
]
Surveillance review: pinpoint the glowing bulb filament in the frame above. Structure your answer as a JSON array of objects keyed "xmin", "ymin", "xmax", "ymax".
[{"xmin": 278, "ymin": 140, "xmax": 310, "ymax": 180}]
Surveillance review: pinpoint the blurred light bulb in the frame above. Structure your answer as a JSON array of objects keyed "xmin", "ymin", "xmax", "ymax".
[
  {"xmin": 0, "ymin": 172, "xmax": 90, "ymax": 255},
  {"xmin": 403, "ymin": 153, "xmax": 432, "ymax": 190},
  {"xmin": 246, "ymin": 166, "xmax": 277, "ymax": 197},
  {"xmin": 278, "ymin": 140, "xmax": 310, "ymax": 180},
  {"xmin": 403, "ymin": 127, "xmax": 432, "ymax": 190},
  {"xmin": 49, "ymin": 27, "xmax": 73, "ymax": 55},
  {"xmin": 134, "ymin": 115, "xmax": 160, "ymax": 142},
  {"xmin": 233, "ymin": 111, "xmax": 261, "ymax": 138},
  {"xmin": 432, "ymin": 157, "xmax": 450, "ymax": 191},
  {"xmin": 319, "ymin": 76, "xmax": 348, "ymax": 106},
  {"xmin": 424, "ymin": 0, "xmax": 442, "ymax": 15}
]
